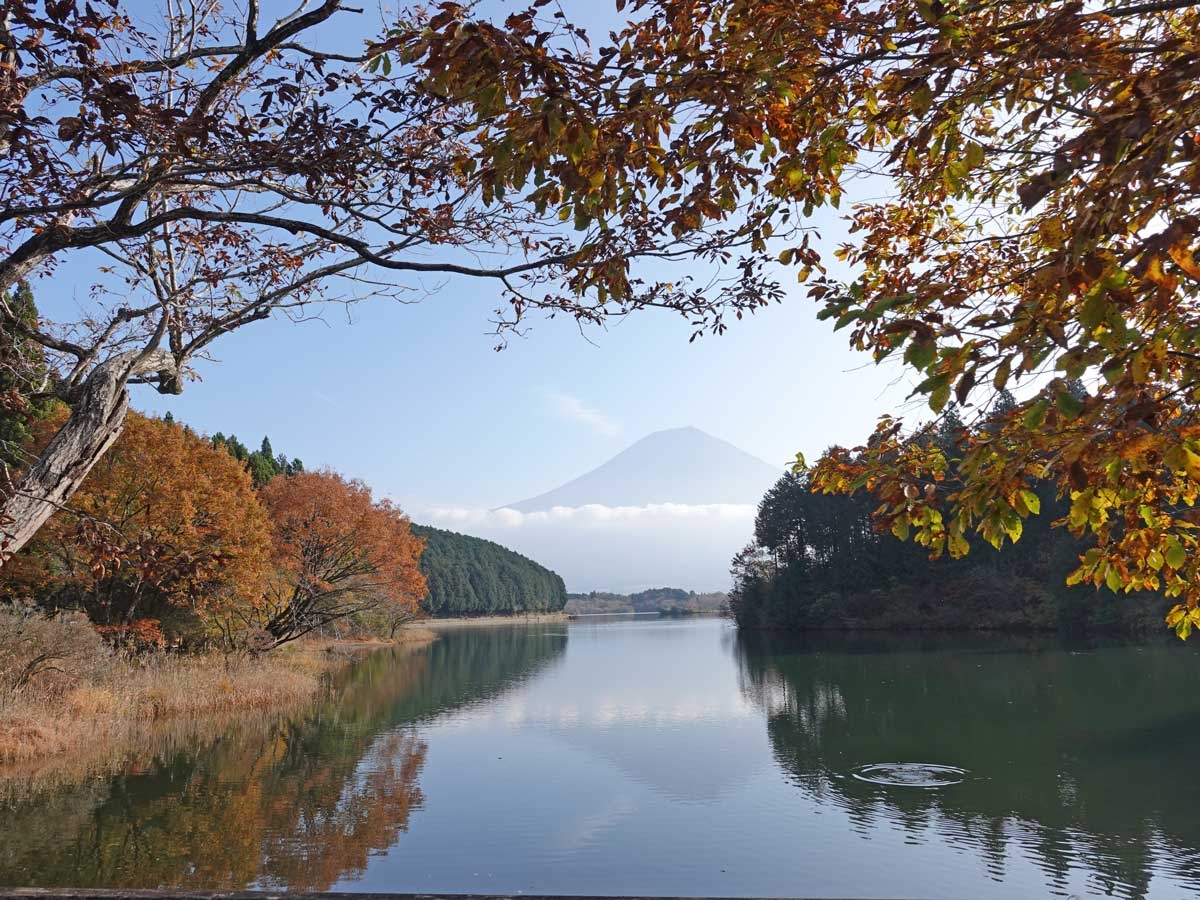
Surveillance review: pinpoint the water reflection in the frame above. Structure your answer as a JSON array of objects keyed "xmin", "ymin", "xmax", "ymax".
[
  {"xmin": 735, "ymin": 631, "xmax": 1200, "ymax": 899},
  {"xmin": 0, "ymin": 627, "xmax": 567, "ymax": 889},
  {"xmin": 6, "ymin": 620, "xmax": 1200, "ymax": 899}
]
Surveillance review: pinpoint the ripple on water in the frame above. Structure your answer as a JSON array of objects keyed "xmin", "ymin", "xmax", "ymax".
[{"xmin": 851, "ymin": 762, "xmax": 970, "ymax": 788}]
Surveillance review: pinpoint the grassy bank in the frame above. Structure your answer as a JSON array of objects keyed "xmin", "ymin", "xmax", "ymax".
[
  {"xmin": 0, "ymin": 609, "xmax": 437, "ymax": 788},
  {"xmin": 414, "ymin": 612, "xmax": 568, "ymax": 629}
]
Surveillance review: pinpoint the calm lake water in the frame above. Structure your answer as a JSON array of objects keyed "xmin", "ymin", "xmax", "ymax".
[{"xmin": 4, "ymin": 617, "xmax": 1200, "ymax": 899}]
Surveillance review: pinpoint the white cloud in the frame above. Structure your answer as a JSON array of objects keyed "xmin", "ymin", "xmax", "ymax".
[
  {"xmin": 415, "ymin": 502, "xmax": 756, "ymax": 592},
  {"xmin": 424, "ymin": 502, "xmax": 756, "ymax": 527},
  {"xmin": 542, "ymin": 389, "xmax": 622, "ymax": 437}
]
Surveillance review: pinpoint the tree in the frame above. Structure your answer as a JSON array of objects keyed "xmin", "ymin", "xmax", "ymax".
[
  {"xmin": 247, "ymin": 438, "xmax": 280, "ymax": 489},
  {"xmin": 409, "ymin": 0, "xmax": 1200, "ymax": 632},
  {"xmin": 2, "ymin": 411, "xmax": 271, "ymax": 639},
  {"xmin": 0, "ymin": 282, "xmax": 52, "ymax": 468},
  {"xmin": 257, "ymin": 471, "xmax": 426, "ymax": 647},
  {"xmin": 0, "ymin": 0, "xmax": 788, "ymax": 563}
]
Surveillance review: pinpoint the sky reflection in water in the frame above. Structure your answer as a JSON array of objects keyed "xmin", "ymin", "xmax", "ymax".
[{"xmin": 3, "ymin": 618, "xmax": 1199, "ymax": 900}]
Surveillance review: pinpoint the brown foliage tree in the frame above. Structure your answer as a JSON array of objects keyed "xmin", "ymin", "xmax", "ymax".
[
  {"xmin": 3, "ymin": 411, "xmax": 271, "ymax": 639},
  {"xmin": 257, "ymin": 470, "xmax": 426, "ymax": 648},
  {"xmin": 0, "ymin": 0, "xmax": 786, "ymax": 561}
]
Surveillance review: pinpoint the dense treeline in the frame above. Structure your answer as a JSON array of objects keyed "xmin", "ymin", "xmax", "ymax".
[
  {"xmin": 565, "ymin": 589, "xmax": 729, "ymax": 615},
  {"xmin": 732, "ymin": 399, "xmax": 1172, "ymax": 634},
  {"xmin": 412, "ymin": 525, "xmax": 566, "ymax": 618},
  {"xmin": 210, "ymin": 429, "xmax": 304, "ymax": 489},
  {"xmin": 0, "ymin": 287, "xmax": 427, "ymax": 653}
]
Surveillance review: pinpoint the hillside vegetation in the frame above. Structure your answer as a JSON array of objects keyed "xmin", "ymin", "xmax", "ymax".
[
  {"xmin": 732, "ymin": 401, "xmax": 1173, "ymax": 635},
  {"xmin": 412, "ymin": 525, "xmax": 567, "ymax": 618},
  {"xmin": 566, "ymin": 588, "xmax": 728, "ymax": 616}
]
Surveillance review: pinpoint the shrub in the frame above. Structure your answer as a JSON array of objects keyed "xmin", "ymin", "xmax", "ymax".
[{"xmin": 0, "ymin": 605, "xmax": 112, "ymax": 704}]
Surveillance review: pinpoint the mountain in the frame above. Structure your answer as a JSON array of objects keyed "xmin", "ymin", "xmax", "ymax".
[{"xmin": 504, "ymin": 426, "xmax": 781, "ymax": 512}]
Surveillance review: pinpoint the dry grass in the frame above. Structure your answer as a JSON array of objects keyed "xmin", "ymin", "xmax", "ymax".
[
  {"xmin": 0, "ymin": 608, "xmax": 438, "ymax": 787},
  {"xmin": 0, "ymin": 648, "xmax": 324, "ymax": 767},
  {"xmin": 393, "ymin": 625, "xmax": 440, "ymax": 645}
]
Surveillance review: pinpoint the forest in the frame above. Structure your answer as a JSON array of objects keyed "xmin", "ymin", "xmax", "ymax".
[
  {"xmin": 1, "ymin": 393, "xmax": 426, "ymax": 651},
  {"xmin": 565, "ymin": 589, "xmax": 729, "ymax": 616},
  {"xmin": 413, "ymin": 525, "xmax": 567, "ymax": 618},
  {"xmin": 731, "ymin": 393, "xmax": 1174, "ymax": 635}
]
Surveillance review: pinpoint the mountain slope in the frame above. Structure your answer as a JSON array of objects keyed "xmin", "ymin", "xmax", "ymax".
[
  {"xmin": 504, "ymin": 426, "xmax": 781, "ymax": 512},
  {"xmin": 411, "ymin": 524, "xmax": 567, "ymax": 617}
]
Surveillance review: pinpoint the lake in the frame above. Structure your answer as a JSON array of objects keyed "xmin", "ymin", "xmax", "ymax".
[{"xmin": 3, "ymin": 617, "xmax": 1200, "ymax": 899}]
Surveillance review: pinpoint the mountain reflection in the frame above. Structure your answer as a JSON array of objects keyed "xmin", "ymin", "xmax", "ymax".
[
  {"xmin": 735, "ymin": 631, "xmax": 1200, "ymax": 899},
  {"xmin": 0, "ymin": 628, "xmax": 567, "ymax": 890}
]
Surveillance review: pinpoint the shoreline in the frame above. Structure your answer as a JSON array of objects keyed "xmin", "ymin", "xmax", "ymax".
[
  {"xmin": 412, "ymin": 612, "xmax": 568, "ymax": 629},
  {"xmin": 0, "ymin": 629, "xmax": 438, "ymax": 793}
]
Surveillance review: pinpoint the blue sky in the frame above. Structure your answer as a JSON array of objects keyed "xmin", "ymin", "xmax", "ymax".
[
  {"xmin": 71, "ymin": 1, "xmax": 918, "ymax": 511},
  {"xmin": 127, "ymin": 262, "xmax": 911, "ymax": 510}
]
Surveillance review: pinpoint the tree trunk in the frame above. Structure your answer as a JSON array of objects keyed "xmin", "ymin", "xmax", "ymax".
[{"xmin": 0, "ymin": 349, "xmax": 178, "ymax": 565}]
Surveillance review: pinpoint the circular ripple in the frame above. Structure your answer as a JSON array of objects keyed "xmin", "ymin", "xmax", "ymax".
[{"xmin": 851, "ymin": 762, "xmax": 969, "ymax": 788}]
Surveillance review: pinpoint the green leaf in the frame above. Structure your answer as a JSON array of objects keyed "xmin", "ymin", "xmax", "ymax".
[
  {"xmin": 834, "ymin": 310, "xmax": 861, "ymax": 331},
  {"xmin": 1056, "ymin": 390, "xmax": 1084, "ymax": 419},
  {"xmin": 905, "ymin": 337, "xmax": 937, "ymax": 371},
  {"xmin": 1065, "ymin": 70, "xmax": 1091, "ymax": 94},
  {"xmin": 1165, "ymin": 537, "xmax": 1187, "ymax": 570},
  {"xmin": 1105, "ymin": 567, "xmax": 1122, "ymax": 593},
  {"xmin": 929, "ymin": 380, "xmax": 951, "ymax": 413},
  {"xmin": 1079, "ymin": 290, "xmax": 1110, "ymax": 330},
  {"xmin": 911, "ymin": 83, "xmax": 934, "ymax": 117},
  {"xmin": 1023, "ymin": 399, "xmax": 1050, "ymax": 429},
  {"xmin": 865, "ymin": 293, "xmax": 914, "ymax": 319},
  {"xmin": 1101, "ymin": 359, "xmax": 1125, "ymax": 386},
  {"xmin": 964, "ymin": 141, "xmax": 985, "ymax": 169}
]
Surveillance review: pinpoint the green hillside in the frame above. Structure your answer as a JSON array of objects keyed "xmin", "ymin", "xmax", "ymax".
[{"xmin": 411, "ymin": 524, "xmax": 567, "ymax": 617}]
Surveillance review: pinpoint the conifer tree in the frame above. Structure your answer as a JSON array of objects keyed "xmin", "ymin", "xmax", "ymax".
[{"xmin": 0, "ymin": 282, "xmax": 53, "ymax": 467}]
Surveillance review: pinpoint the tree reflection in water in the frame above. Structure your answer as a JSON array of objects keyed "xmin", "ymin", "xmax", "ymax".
[
  {"xmin": 735, "ymin": 631, "xmax": 1200, "ymax": 899},
  {"xmin": 0, "ymin": 627, "xmax": 568, "ymax": 890}
]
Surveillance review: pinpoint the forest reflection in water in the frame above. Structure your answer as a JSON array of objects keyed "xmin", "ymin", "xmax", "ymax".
[
  {"xmin": 735, "ymin": 630, "xmax": 1200, "ymax": 899},
  {"xmin": 0, "ymin": 627, "xmax": 568, "ymax": 890},
  {"xmin": 4, "ymin": 619, "xmax": 1200, "ymax": 899}
]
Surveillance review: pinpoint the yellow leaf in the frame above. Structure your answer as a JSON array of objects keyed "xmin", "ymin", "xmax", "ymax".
[{"xmin": 1184, "ymin": 448, "xmax": 1200, "ymax": 482}]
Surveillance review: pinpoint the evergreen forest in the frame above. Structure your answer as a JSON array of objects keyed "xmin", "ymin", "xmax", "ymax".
[{"xmin": 412, "ymin": 525, "xmax": 568, "ymax": 618}]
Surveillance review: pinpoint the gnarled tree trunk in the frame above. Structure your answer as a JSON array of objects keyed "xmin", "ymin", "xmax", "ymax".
[{"xmin": 0, "ymin": 349, "xmax": 179, "ymax": 564}]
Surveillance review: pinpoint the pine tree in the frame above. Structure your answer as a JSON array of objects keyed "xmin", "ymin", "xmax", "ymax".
[{"xmin": 0, "ymin": 282, "xmax": 53, "ymax": 466}]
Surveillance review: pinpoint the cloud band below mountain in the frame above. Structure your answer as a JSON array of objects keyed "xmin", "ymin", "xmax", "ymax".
[
  {"xmin": 417, "ymin": 502, "xmax": 756, "ymax": 593},
  {"xmin": 426, "ymin": 502, "xmax": 756, "ymax": 526}
]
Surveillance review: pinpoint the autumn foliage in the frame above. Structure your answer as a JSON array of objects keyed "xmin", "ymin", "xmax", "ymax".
[
  {"xmin": 0, "ymin": 0, "xmax": 792, "ymax": 568},
  {"xmin": 257, "ymin": 471, "xmax": 427, "ymax": 648},
  {"xmin": 4, "ymin": 410, "xmax": 271, "ymax": 637},
  {"xmin": 410, "ymin": 0, "xmax": 1200, "ymax": 633},
  {"xmin": 2, "ymin": 415, "xmax": 426, "ymax": 650}
]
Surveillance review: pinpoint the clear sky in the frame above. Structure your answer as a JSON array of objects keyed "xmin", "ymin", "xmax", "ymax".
[{"xmin": 127, "ymin": 252, "xmax": 913, "ymax": 511}]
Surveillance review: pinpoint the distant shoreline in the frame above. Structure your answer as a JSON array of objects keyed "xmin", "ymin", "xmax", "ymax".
[{"xmin": 411, "ymin": 612, "xmax": 569, "ymax": 629}]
